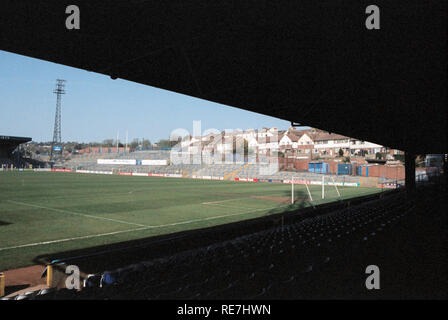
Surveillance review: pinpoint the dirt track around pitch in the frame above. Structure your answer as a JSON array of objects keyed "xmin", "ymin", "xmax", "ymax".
[{"xmin": 2, "ymin": 264, "xmax": 46, "ymax": 296}]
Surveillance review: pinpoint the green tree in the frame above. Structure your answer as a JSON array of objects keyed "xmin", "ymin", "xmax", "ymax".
[
  {"xmin": 102, "ymin": 139, "xmax": 114, "ymax": 147},
  {"xmin": 74, "ymin": 143, "xmax": 85, "ymax": 150},
  {"xmin": 393, "ymin": 154, "xmax": 405, "ymax": 162},
  {"xmin": 129, "ymin": 139, "xmax": 139, "ymax": 150},
  {"xmin": 244, "ymin": 139, "xmax": 249, "ymax": 155},
  {"xmin": 142, "ymin": 139, "xmax": 152, "ymax": 150},
  {"xmin": 157, "ymin": 139, "xmax": 177, "ymax": 149}
]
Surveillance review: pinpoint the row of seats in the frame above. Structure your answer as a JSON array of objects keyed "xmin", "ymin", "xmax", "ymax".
[
  {"xmin": 61, "ymin": 151, "xmax": 397, "ymax": 184},
  {"xmin": 28, "ymin": 191, "xmax": 412, "ymax": 300},
  {"xmin": 0, "ymin": 158, "xmax": 14, "ymax": 167}
]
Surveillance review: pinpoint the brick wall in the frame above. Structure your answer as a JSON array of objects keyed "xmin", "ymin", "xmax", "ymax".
[{"xmin": 363, "ymin": 165, "xmax": 405, "ymax": 179}]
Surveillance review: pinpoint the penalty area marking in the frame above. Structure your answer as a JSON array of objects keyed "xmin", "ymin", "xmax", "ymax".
[
  {"xmin": 201, "ymin": 197, "xmax": 252, "ymax": 205},
  {"xmin": 7, "ymin": 200, "xmax": 147, "ymax": 228},
  {"xmin": 202, "ymin": 202, "xmax": 261, "ymax": 211},
  {"xmin": 0, "ymin": 204, "xmax": 287, "ymax": 252},
  {"xmin": 201, "ymin": 197, "xmax": 269, "ymax": 210},
  {"xmin": 0, "ymin": 226, "xmax": 148, "ymax": 252}
]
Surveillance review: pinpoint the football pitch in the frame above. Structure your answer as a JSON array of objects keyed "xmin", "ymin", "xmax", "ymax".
[{"xmin": 0, "ymin": 171, "xmax": 382, "ymax": 271}]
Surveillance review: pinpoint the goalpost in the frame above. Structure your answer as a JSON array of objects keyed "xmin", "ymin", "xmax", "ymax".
[
  {"xmin": 322, "ymin": 174, "xmax": 342, "ymax": 200},
  {"xmin": 292, "ymin": 174, "xmax": 341, "ymax": 204},
  {"xmin": 322, "ymin": 175, "xmax": 324, "ymax": 199},
  {"xmin": 330, "ymin": 175, "xmax": 341, "ymax": 198},
  {"xmin": 291, "ymin": 175, "xmax": 313, "ymax": 204}
]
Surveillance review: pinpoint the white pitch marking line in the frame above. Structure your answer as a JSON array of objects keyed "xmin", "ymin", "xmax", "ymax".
[
  {"xmin": 202, "ymin": 202, "xmax": 260, "ymax": 210},
  {"xmin": 7, "ymin": 200, "xmax": 146, "ymax": 228},
  {"xmin": 0, "ymin": 205, "xmax": 287, "ymax": 252},
  {"xmin": 201, "ymin": 197, "xmax": 251, "ymax": 205},
  {"xmin": 155, "ymin": 205, "xmax": 285, "ymax": 228},
  {"xmin": 0, "ymin": 226, "xmax": 148, "ymax": 252}
]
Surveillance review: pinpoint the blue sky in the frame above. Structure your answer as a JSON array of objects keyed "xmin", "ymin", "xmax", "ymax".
[{"xmin": 0, "ymin": 50, "xmax": 291, "ymax": 143}]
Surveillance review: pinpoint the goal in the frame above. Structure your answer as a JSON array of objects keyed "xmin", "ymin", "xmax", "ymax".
[{"xmin": 291, "ymin": 174, "xmax": 341, "ymax": 204}]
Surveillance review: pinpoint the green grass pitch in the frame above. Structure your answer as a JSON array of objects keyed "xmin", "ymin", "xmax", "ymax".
[{"xmin": 0, "ymin": 171, "xmax": 382, "ymax": 271}]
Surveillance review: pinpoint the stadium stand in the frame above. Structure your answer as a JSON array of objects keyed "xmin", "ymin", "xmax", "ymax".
[
  {"xmin": 0, "ymin": 135, "xmax": 32, "ymax": 169},
  {"xmin": 5, "ymin": 180, "xmax": 444, "ymax": 300},
  {"xmin": 0, "ymin": 158, "xmax": 13, "ymax": 167},
  {"xmin": 62, "ymin": 151, "xmax": 402, "ymax": 186}
]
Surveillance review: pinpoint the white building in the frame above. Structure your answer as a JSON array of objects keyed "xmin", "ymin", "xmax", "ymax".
[
  {"xmin": 350, "ymin": 139, "xmax": 385, "ymax": 156},
  {"xmin": 313, "ymin": 133, "xmax": 350, "ymax": 156},
  {"xmin": 313, "ymin": 132, "xmax": 385, "ymax": 156}
]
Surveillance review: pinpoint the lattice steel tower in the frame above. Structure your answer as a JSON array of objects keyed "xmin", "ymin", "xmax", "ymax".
[{"xmin": 50, "ymin": 79, "xmax": 66, "ymax": 160}]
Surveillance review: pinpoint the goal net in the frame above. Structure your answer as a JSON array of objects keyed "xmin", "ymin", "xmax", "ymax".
[{"xmin": 291, "ymin": 174, "xmax": 342, "ymax": 205}]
